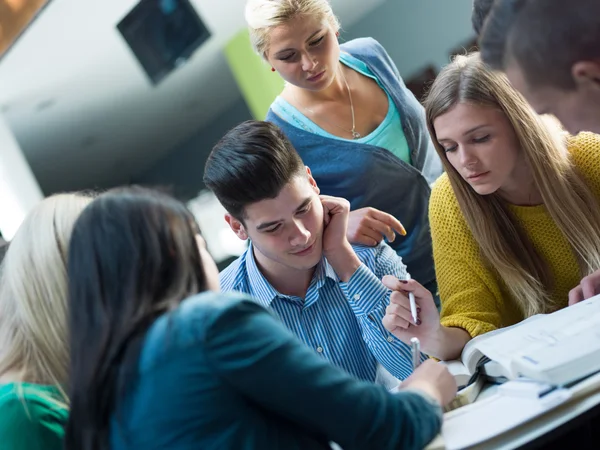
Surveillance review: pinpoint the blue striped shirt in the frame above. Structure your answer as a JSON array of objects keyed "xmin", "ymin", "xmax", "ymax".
[{"xmin": 219, "ymin": 242, "xmax": 426, "ymax": 381}]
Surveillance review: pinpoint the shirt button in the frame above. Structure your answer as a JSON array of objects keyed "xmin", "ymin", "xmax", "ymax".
[
  {"xmin": 387, "ymin": 336, "xmax": 394, "ymax": 342},
  {"xmin": 316, "ymin": 346, "xmax": 324, "ymax": 353},
  {"xmin": 353, "ymin": 293, "xmax": 361, "ymax": 300}
]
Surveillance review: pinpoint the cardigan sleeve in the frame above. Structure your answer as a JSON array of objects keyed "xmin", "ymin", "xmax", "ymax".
[{"xmin": 204, "ymin": 298, "xmax": 442, "ymax": 450}]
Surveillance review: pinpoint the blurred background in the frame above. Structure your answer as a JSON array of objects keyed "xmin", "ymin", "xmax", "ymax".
[{"xmin": 0, "ymin": 0, "xmax": 476, "ymax": 267}]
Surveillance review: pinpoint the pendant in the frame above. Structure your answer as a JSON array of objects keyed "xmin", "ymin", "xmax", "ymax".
[{"xmin": 351, "ymin": 130, "xmax": 361, "ymax": 139}]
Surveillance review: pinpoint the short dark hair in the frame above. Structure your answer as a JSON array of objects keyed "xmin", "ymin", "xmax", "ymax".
[
  {"xmin": 481, "ymin": 0, "xmax": 600, "ymax": 89},
  {"xmin": 478, "ymin": 0, "xmax": 524, "ymax": 70},
  {"xmin": 203, "ymin": 120, "xmax": 305, "ymax": 220},
  {"xmin": 471, "ymin": 0, "xmax": 495, "ymax": 36}
]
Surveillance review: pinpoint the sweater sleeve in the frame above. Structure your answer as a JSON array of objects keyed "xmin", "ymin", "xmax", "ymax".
[
  {"xmin": 204, "ymin": 298, "xmax": 442, "ymax": 450},
  {"xmin": 569, "ymin": 132, "xmax": 600, "ymax": 199},
  {"xmin": 429, "ymin": 175, "xmax": 507, "ymax": 338}
]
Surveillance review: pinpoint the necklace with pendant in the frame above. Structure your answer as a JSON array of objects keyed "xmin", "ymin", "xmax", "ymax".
[{"xmin": 293, "ymin": 65, "xmax": 361, "ymax": 140}]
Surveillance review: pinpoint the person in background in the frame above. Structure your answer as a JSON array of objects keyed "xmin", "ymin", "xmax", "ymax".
[
  {"xmin": 205, "ymin": 120, "xmax": 427, "ymax": 385},
  {"xmin": 381, "ymin": 53, "xmax": 600, "ymax": 361},
  {"xmin": 479, "ymin": 0, "xmax": 600, "ymax": 136},
  {"xmin": 64, "ymin": 186, "xmax": 456, "ymax": 450},
  {"xmin": 0, "ymin": 193, "xmax": 91, "ymax": 450},
  {"xmin": 245, "ymin": 0, "xmax": 443, "ymax": 302},
  {"xmin": 478, "ymin": 0, "xmax": 600, "ymax": 304},
  {"xmin": 471, "ymin": 0, "xmax": 495, "ymax": 35}
]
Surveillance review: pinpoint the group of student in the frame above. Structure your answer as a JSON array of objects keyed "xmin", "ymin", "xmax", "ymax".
[{"xmin": 1, "ymin": 0, "xmax": 599, "ymax": 448}]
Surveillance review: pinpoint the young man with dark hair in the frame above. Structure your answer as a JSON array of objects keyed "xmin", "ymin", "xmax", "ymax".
[
  {"xmin": 204, "ymin": 120, "xmax": 429, "ymax": 383},
  {"xmin": 479, "ymin": 0, "xmax": 600, "ymax": 135},
  {"xmin": 479, "ymin": 0, "xmax": 600, "ymax": 305}
]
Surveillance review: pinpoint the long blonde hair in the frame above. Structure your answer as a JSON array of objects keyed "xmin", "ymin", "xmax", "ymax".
[
  {"xmin": 0, "ymin": 193, "xmax": 91, "ymax": 404},
  {"xmin": 424, "ymin": 53, "xmax": 600, "ymax": 317},
  {"xmin": 245, "ymin": 0, "xmax": 340, "ymax": 58}
]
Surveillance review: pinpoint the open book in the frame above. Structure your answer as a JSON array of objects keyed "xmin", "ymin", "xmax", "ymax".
[
  {"xmin": 443, "ymin": 293, "xmax": 600, "ymax": 389},
  {"xmin": 428, "ymin": 361, "xmax": 600, "ymax": 450}
]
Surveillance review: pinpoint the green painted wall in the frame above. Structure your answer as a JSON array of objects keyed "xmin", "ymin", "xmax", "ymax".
[{"xmin": 224, "ymin": 29, "xmax": 284, "ymax": 120}]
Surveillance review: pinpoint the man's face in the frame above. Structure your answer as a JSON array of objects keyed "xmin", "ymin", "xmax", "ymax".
[
  {"xmin": 226, "ymin": 170, "xmax": 325, "ymax": 276},
  {"xmin": 505, "ymin": 60, "xmax": 600, "ymax": 135}
]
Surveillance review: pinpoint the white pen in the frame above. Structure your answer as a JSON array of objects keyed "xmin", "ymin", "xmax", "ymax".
[
  {"xmin": 410, "ymin": 337, "xmax": 421, "ymax": 370},
  {"xmin": 406, "ymin": 273, "xmax": 418, "ymax": 324}
]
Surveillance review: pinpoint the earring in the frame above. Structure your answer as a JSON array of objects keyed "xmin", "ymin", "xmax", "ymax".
[
  {"xmin": 271, "ymin": 67, "xmax": 276, "ymax": 72},
  {"xmin": 336, "ymin": 31, "xmax": 340, "ymax": 37}
]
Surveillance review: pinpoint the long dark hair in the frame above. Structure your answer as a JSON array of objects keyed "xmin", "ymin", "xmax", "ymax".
[{"xmin": 64, "ymin": 187, "xmax": 208, "ymax": 450}]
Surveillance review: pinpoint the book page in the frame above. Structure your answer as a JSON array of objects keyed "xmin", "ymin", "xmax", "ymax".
[
  {"xmin": 459, "ymin": 314, "xmax": 546, "ymax": 374},
  {"xmin": 443, "ymin": 374, "xmax": 485, "ymax": 412},
  {"xmin": 440, "ymin": 388, "xmax": 571, "ymax": 449},
  {"xmin": 440, "ymin": 360, "xmax": 471, "ymax": 387},
  {"xmin": 474, "ymin": 295, "xmax": 600, "ymax": 380}
]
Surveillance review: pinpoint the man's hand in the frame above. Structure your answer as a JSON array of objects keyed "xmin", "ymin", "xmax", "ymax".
[
  {"xmin": 347, "ymin": 207, "xmax": 406, "ymax": 247},
  {"xmin": 321, "ymin": 195, "xmax": 351, "ymax": 255},
  {"xmin": 569, "ymin": 269, "xmax": 600, "ymax": 305},
  {"xmin": 320, "ymin": 195, "xmax": 361, "ymax": 282}
]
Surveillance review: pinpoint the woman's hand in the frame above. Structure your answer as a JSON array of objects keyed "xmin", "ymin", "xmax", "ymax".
[
  {"xmin": 382, "ymin": 276, "xmax": 441, "ymax": 349},
  {"xmin": 400, "ymin": 360, "xmax": 457, "ymax": 407},
  {"xmin": 381, "ymin": 275, "xmax": 471, "ymax": 361},
  {"xmin": 347, "ymin": 208, "xmax": 406, "ymax": 247},
  {"xmin": 569, "ymin": 269, "xmax": 600, "ymax": 305}
]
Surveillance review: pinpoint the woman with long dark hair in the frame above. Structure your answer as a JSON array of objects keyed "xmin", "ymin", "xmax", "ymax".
[{"xmin": 65, "ymin": 187, "xmax": 455, "ymax": 450}]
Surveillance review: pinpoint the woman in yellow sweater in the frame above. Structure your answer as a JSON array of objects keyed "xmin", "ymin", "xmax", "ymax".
[{"xmin": 381, "ymin": 53, "xmax": 600, "ymax": 361}]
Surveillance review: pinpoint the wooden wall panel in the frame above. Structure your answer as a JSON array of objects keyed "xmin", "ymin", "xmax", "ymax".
[{"xmin": 0, "ymin": 0, "xmax": 49, "ymax": 56}]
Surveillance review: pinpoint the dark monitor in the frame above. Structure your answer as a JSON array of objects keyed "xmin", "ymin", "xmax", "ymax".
[{"xmin": 117, "ymin": 0, "xmax": 211, "ymax": 84}]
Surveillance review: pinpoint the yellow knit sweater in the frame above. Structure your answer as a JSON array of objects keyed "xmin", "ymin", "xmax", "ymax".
[{"xmin": 430, "ymin": 132, "xmax": 600, "ymax": 338}]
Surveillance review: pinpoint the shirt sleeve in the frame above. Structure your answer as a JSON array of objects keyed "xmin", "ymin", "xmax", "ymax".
[
  {"xmin": 348, "ymin": 243, "xmax": 427, "ymax": 380},
  {"xmin": 0, "ymin": 396, "xmax": 65, "ymax": 450},
  {"xmin": 339, "ymin": 263, "xmax": 390, "ymax": 316},
  {"xmin": 204, "ymin": 299, "xmax": 442, "ymax": 450}
]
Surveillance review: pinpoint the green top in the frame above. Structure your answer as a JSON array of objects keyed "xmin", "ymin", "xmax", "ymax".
[{"xmin": 0, "ymin": 383, "xmax": 67, "ymax": 450}]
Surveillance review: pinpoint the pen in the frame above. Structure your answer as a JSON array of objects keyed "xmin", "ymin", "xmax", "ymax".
[
  {"xmin": 406, "ymin": 273, "xmax": 418, "ymax": 324},
  {"xmin": 411, "ymin": 337, "xmax": 421, "ymax": 370}
]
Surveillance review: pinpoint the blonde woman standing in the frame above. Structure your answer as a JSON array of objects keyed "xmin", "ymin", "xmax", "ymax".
[
  {"xmin": 380, "ymin": 53, "xmax": 600, "ymax": 361},
  {"xmin": 0, "ymin": 193, "xmax": 91, "ymax": 449},
  {"xmin": 245, "ymin": 0, "xmax": 443, "ymax": 302}
]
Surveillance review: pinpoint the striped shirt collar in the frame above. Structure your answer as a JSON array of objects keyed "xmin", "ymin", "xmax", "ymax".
[{"xmin": 244, "ymin": 242, "xmax": 339, "ymax": 309}]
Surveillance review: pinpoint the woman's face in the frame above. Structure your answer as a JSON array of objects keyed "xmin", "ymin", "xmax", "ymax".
[
  {"xmin": 196, "ymin": 235, "xmax": 220, "ymax": 292},
  {"xmin": 433, "ymin": 102, "xmax": 525, "ymax": 198},
  {"xmin": 265, "ymin": 14, "xmax": 340, "ymax": 92}
]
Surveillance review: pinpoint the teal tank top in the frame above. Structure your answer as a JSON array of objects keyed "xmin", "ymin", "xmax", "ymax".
[{"xmin": 271, "ymin": 52, "xmax": 411, "ymax": 164}]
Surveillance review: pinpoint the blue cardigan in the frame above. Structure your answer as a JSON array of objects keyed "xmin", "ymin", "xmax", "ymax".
[
  {"xmin": 267, "ymin": 37, "xmax": 442, "ymax": 288},
  {"xmin": 110, "ymin": 292, "xmax": 442, "ymax": 450}
]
